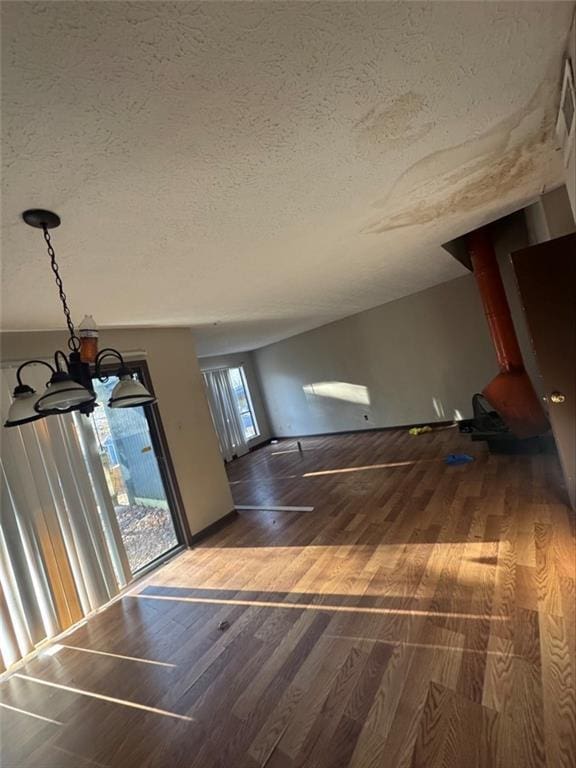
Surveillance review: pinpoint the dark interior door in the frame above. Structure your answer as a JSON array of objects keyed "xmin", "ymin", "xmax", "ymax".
[{"xmin": 511, "ymin": 233, "xmax": 576, "ymax": 509}]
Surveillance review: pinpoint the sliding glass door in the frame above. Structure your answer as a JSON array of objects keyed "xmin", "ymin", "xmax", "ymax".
[
  {"xmin": 0, "ymin": 359, "xmax": 185, "ymax": 671},
  {"xmin": 87, "ymin": 375, "xmax": 180, "ymax": 574}
]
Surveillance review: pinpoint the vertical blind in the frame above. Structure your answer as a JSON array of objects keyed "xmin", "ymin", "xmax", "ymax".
[
  {"xmin": 202, "ymin": 368, "xmax": 248, "ymax": 462},
  {"xmin": 0, "ymin": 362, "xmax": 131, "ymax": 672}
]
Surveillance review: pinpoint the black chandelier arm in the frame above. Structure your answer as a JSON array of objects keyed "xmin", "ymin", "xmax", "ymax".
[
  {"xmin": 68, "ymin": 335, "xmax": 81, "ymax": 352},
  {"xmin": 94, "ymin": 348, "xmax": 130, "ymax": 381},
  {"xmin": 53, "ymin": 350, "xmax": 70, "ymax": 372},
  {"xmin": 95, "ymin": 348, "xmax": 125, "ymax": 367},
  {"xmin": 15, "ymin": 359, "xmax": 56, "ymax": 387},
  {"xmin": 42, "ymin": 224, "xmax": 81, "ymax": 352}
]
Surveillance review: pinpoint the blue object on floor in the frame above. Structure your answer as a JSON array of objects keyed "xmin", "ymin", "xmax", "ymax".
[{"xmin": 444, "ymin": 453, "xmax": 475, "ymax": 466}]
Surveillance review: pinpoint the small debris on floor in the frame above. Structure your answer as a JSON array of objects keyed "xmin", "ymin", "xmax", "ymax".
[
  {"xmin": 409, "ymin": 425, "xmax": 433, "ymax": 435},
  {"xmin": 444, "ymin": 453, "xmax": 475, "ymax": 465},
  {"xmin": 218, "ymin": 620, "xmax": 230, "ymax": 632}
]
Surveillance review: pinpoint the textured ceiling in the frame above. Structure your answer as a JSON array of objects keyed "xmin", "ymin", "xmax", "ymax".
[{"xmin": 1, "ymin": 2, "xmax": 573, "ymax": 355}]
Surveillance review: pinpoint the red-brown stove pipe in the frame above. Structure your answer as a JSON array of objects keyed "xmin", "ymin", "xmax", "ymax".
[{"xmin": 466, "ymin": 227, "xmax": 549, "ymax": 438}]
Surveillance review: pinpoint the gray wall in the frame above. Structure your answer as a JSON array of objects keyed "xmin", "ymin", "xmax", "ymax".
[
  {"xmin": 253, "ymin": 213, "xmax": 549, "ymax": 438},
  {"xmin": 198, "ymin": 350, "xmax": 272, "ymax": 445},
  {"xmin": 254, "ymin": 275, "xmax": 496, "ymax": 436},
  {"xmin": 525, "ymin": 185, "xmax": 576, "ymax": 244}
]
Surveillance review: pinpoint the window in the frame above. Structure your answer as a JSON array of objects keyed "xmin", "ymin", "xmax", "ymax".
[{"xmin": 229, "ymin": 366, "xmax": 258, "ymax": 440}]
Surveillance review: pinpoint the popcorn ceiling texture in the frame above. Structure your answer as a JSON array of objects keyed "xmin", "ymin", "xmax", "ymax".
[{"xmin": 1, "ymin": 1, "xmax": 572, "ymax": 354}]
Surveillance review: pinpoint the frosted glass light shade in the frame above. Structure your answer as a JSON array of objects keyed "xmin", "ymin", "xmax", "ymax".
[
  {"xmin": 35, "ymin": 373, "xmax": 96, "ymax": 414},
  {"xmin": 108, "ymin": 375, "xmax": 155, "ymax": 408},
  {"xmin": 4, "ymin": 386, "xmax": 44, "ymax": 428}
]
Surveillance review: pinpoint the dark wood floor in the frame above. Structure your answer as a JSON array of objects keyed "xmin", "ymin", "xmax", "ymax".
[{"xmin": 1, "ymin": 429, "xmax": 575, "ymax": 767}]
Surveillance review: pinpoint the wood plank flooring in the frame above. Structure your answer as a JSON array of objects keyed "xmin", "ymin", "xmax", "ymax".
[{"xmin": 1, "ymin": 428, "xmax": 575, "ymax": 767}]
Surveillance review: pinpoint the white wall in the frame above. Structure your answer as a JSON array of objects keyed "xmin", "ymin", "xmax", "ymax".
[
  {"xmin": 254, "ymin": 214, "xmax": 548, "ymax": 438},
  {"xmin": 1, "ymin": 327, "xmax": 234, "ymax": 536},
  {"xmin": 198, "ymin": 350, "xmax": 271, "ymax": 445}
]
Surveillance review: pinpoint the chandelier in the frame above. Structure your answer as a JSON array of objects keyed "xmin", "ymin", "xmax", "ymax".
[{"xmin": 4, "ymin": 209, "xmax": 156, "ymax": 428}]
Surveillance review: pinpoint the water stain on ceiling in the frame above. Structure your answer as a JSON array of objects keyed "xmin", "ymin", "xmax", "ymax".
[
  {"xmin": 363, "ymin": 76, "xmax": 557, "ymax": 233},
  {"xmin": 355, "ymin": 92, "xmax": 433, "ymax": 149}
]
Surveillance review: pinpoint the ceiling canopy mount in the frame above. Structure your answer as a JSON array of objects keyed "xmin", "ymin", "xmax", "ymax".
[{"xmin": 22, "ymin": 209, "xmax": 61, "ymax": 229}]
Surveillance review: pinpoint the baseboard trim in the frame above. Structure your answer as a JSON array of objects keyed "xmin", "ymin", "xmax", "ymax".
[
  {"xmin": 270, "ymin": 420, "xmax": 455, "ymax": 441},
  {"xmin": 189, "ymin": 509, "xmax": 238, "ymax": 545},
  {"xmin": 248, "ymin": 438, "xmax": 273, "ymax": 451}
]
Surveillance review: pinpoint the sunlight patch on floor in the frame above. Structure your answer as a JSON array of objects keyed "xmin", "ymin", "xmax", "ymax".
[
  {"xmin": 0, "ymin": 701, "xmax": 63, "ymax": 725},
  {"xmin": 58, "ymin": 644, "xmax": 176, "ymax": 667},
  {"xmin": 325, "ymin": 635, "xmax": 520, "ymax": 658},
  {"xmin": 302, "ymin": 459, "xmax": 432, "ymax": 477},
  {"xmin": 14, "ymin": 674, "xmax": 193, "ymax": 721},
  {"xmin": 144, "ymin": 541, "xmax": 500, "ymax": 596},
  {"xmin": 132, "ymin": 593, "xmax": 506, "ymax": 621}
]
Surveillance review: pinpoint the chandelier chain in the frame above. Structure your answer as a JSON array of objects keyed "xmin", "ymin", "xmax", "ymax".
[{"xmin": 42, "ymin": 226, "xmax": 80, "ymax": 351}]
